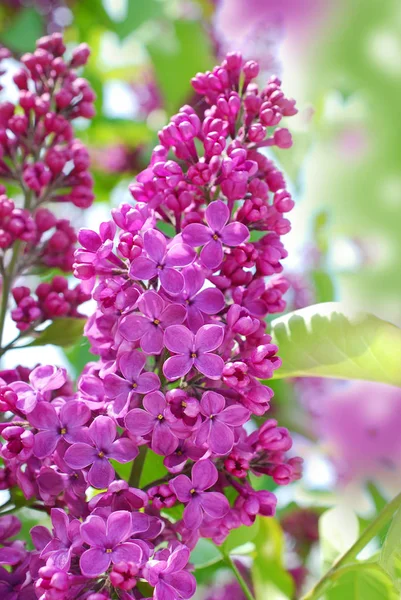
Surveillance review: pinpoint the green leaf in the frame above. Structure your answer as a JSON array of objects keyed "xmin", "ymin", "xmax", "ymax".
[
  {"xmin": 64, "ymin": 337, "xmax": 96, "ymax": 378},
  {"xmin": 311, "ymin": 270, "xmax": 336, "ymax": 303},
  {"xmin": 319, "ymin": 506, "xmax": 359, "ymax": 571},
  {"xmin": 380, "ymin": 507, "xmax": 401, "ymax": 587},
  {"xmin": 325, "ymin": 564, "xmax": 399, "ymax": 600},
  {"xmin": 115, "ymin": 0, "xmax": 161, "ymax": 39},
  {"xmin": 139, "ymin": 449, "xmax": 167, "ymax": 488},
  {"xmin": 26, "ymin": 318, "xmax": 85, "ymax": 348},
  {"xmin": 270, "ymin": 303, "xmax": 401, "ymax": 385},
  {"xmin": 1, "ymin": 8, "xmax": 44, "ymax": 52},
  {"xmin": 252, "ymin": 517, "xmax": 294, "ymax": 600},
  {"xmin": 223, "ymin": 520, "xmax": 260, "ymax": 554},
  {"xmin": 191, "ymin": 538, "xmax": 222, "ymax": 569},
  {"xmin": 147, "ymin": 20, "xmax": 214, "ymax": 113}
]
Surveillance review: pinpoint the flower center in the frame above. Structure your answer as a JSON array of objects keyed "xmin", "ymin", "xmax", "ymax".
[
  {"xmin": 153, "ymin": 319, "xmax": 160, "ymax": 325},
  {"xmin": 98, "ymin": 451, "xmax": 105, "ymax": 458},
  {"xmin": 132, "ymin": 382, "xmax": 138, "ymax": 389},
  {"xmin": 60, "ymin": 427, "xmax": 67, "ymax": 435},
  {"xmin": 105, "ymin": 548, "xmax": 113, "ymax": 554},
  {"xmin": 191, "ymin": 352, "xmax": 197, "ymax": 358},
  {"xmin": 181, "ymin": 401, "xmax": 187, "ymax": 408},
  {"xmin": 157, "ymin": 414, "xmax": 164, "ymax": 420},
  {"xmin": 212, "ymin": 233, "xmax": 219, "ymax": 240},
  {"xmin": 190, "ymin": 488, "xmax": 196, "ymax": 495},
  {"xmin": 157, "ymin": 264, "xmax": 164, "ymax": 270}
]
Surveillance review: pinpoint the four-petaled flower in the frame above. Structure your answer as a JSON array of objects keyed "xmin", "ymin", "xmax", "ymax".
[
  {"xmin": 178, "ymin": 265, "xmax": 225, "ymax": 331},
  {"xmin": 182, "ymin": 200, "xmax": 249, "ymax": 269},
  {"xmin": 104, "ymin": 351, "xmax": 160, "ymax": 416},
  {"xmin": 64, "ymin": 416, "xmax": 138, "ymax": 489},
  {"xmin": 143, "ymin": 544, "xmax": 196, "ymax": 600},
  {"xmin": 195, "ymin": 391, "xmax": 250, "ymax": 455},
  {"xmin": 10, "ymin": 365, "xmax": 66, "ymax": 414},
  {"xmin": 163, "ymin": 324, "xmax": 224, "ymax": 381},
  {"xmin": 119, "ymin": 290, "xmax": 186, "ymax": 354},
  {"xmin": 39, "ymin": 508, "xmax": 82, "ymax": 571},
  {"xmin": 80, "ymin": 511, "xmax": 142, "ymax": 578},
  {"xmin": 129, "ymin": 229, "xmax": 195, "ymax": 294},
  {"xmin": 171, "ymin": 460, "xmax": 229, "ymax": 529},
  {"xmin": 28, "ymin": 400, "xmax": 90, "ymax": 459},
  {"xmin": 125, "ymin": 391, "xmax": 179, "ymax": 456}
]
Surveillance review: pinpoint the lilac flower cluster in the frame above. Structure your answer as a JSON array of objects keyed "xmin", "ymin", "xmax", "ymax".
[
  {"xmin": 0, "ymin": 33, "xmax": 95, "ymax": 344},
  {"xmin": 0, "ymin": 45, "xmax": 302, "ymax": 600}
]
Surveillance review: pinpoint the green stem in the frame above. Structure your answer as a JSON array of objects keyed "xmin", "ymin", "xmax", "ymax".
[
  {"xmin": 301, "ymin": 489, "xmax": 401, "ymax": 600},
  {"xmin": 221, "ymin": 551, "xmax": 256, "ymax": 600},
  {"xmin": 129, "ymin": 445, "xmax": 148, "ymax": 487}
]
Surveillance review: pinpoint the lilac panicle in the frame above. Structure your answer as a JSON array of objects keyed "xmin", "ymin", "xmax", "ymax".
[{"xmin": 0, "ymin": 40, "xmax": 303, "ymax": 600}]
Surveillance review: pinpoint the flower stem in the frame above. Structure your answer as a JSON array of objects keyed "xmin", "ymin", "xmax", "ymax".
[
  {"xmin": 129, "ymin": 445, "xmax": 148, "ymax": 488},
  {"xmin": 301, "ymin": 489, "xmax": 401, "ymax": 600},
  {"xmin": 221, "ymin": 551, "xmax": 256, "ymax": 600}
]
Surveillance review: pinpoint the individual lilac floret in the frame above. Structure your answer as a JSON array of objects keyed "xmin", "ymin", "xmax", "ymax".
[
  {"xmin": 182, "ymin": 200, "xmax": 249, "ymax": 269},
  {"xmin": 125, "ymin": 391, "xmax": 178, "ymax": 456},
  {"xmin": 80, "ymin": 511, "xmax": 142, "ymax": 578},
  {"xmin": 64, "ymin": 416, "xmax": 138, "ymax": 489},
  {"xmin": 104, "ymin": 351, "xmax": 160, "ymax": 415},
  {"xmin": 10, "ymin": 365, "xmax": 66, "ymax": 414},
  {"xmin": 178, "ymin": 265, "xmax": 225, "ymax": 331},
  {"xmin": 129, "ymin": 229, "xmax": 195, "ymax": 294},
  {"xmin": 119, "ymin": 290, "xmax": 186, "ymax": 354},
  {"xmin": 195, "ymin": 391, "xmax": 250, "ymax": 455},
  {"xmin": 37, "ymin": 508, "xmax": 82, "ymax": 571},
  {"xmin": 171, "ymin": 460, "xmax": 229, "ymax": 529},
  {"xmin": 163, "ymin": 324, "xmax": 224, "ymax": 380},
  {"xmin": 28, "ymin": 400, "xmax": 90, "ymax": 458},
  {"xmin": 143, "ymin": 544, "xmax": 196, "ymax": 600},
  {"xmin": 0, "ymin": 515, "xmax": 25, "ymax": 566}
]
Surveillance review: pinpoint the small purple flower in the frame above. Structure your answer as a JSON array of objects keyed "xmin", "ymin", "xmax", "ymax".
[
  {"xmin": 104, "ymin": 351, "xmax": 160, "ymax": 416},
  {"xmin": 0, "ymin": 516, "xmax": 25, "ymax": 566},
  {"xmin": 182, "ymin": 201, "xmax": 249, "ymax": 269},
  {"xmin": 28, "ymin": 400, "xmax": 90, "ymax": 459},
  {"xmin": 163, "ymin": 324, "xmax": 224, "ymax": 381},
  {"xmin": 143, "ymin": 544, "xmax": 196, "ymax": 600},
  {"xmin": 80, "ymin": 511, "xmax": 143, "ymax": 578},
  {"xmin": 64, "ymin": 416, "xmax": 138, "ymax": 489},
  {"xmin": 119, "ymin": 290, "xmax": 186, "ymax": 354},
  {"xmin": 179, "ymin": 265, "xmax": 225, "ymax": 331},
  {"xmin": 129, "ymin": 229, "xmax": 195, "ymax": 295},
  {"xmin": 88, "ymin": 480, "xmax": 148, "ymax": 512},
  {"xmin": 10, "ymin": 365, "xmax": 66, "ymax": 414},
  {"xmin": 125, "ymin": 392, "xmax": 179, "ymax": 456},
  {"xmin": 39, "ymin": 508, "xmax": 82, "ymax": 571},
  {"xmin": 171, "ymin": 460, "xmax": 229, "ymax": 529},
  {"xmin": 195, "ymin": 391, "xmax": 250, "ymax": 455}
]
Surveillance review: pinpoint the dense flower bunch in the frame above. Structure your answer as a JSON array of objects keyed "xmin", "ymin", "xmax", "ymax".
[
  {"xmin": 0, "ymin": 33, "xmax": 95, "ymax": 345},
  {"xmin": 0, "ymin": 41, "xmax": 302, "ymax": 600}
]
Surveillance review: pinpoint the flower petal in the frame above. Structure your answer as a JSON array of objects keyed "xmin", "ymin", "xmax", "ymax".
[
  {"xmin": 152, "ymin": 422, "xmax": 179, "ymax": 456},
  {"xmin": 103, "ymin": 373, "xmax": 129, "ymax": 399},
  {"xmin": 119, "ymin": 350, "xmax": 146, "ymax": 382},
  {"xmin": 160, "ymin": 267, "xmax": 184, "ymax": 295},
  {"xmin": 141, "ymin": 327, "xmax": 164, "ymax": 355},
  {"xmin": 108, "ymin": 438, "xmax": 138, "ymax": 463},
  {"xmin": 125, "ymin": 408, "xmax": 155, "ymax": 436},
  {"xmin": 136, "ymin": 372, "xmax": 161, "ymax": 394},
  {"xmin": 144, "ymin": 229, "xmax": 166, "ymax": 262},
  {"xmin": 89, "ymin": 416, "xmax": 116, "ymax": 450},
  {"xmin": 164, "ymin": 572, "xmax": 196, "ymax": 600},
  {"xmin": 137, "ymin": 290, "xmax": 164, "ymax": 319},
  {"xmin": 209, "ymin": 420, "xmax": 234, "ymax": 455},
  {"xmin": 119, "ymin": 314, "xmax": 151, "ymax": 341},
  {"xmin": 183, "ymin": 497, "xmax": 203, "ymax": 529},
  {"xmin": 64, "ymin": 442, "xmax": 97, "ymax": 469},
  {"xmin": 194, "ymin": 353, "xmax": 224, "ymax": 379},
  {"xmin": 192, "ymin": 459, "xmax": 218, "ymax": 491},
  {"xmin": 34, "ymin": 430, "xmax": 59, "ymax": 459},
  {"xmin": 164, "ymin": 325, "xmax": 193, "ymax": 353},
  {"xmin": 130, "ymin": 256, "xmax": 157, "ymax": 281},
  {"xmin": 200, "ymin": 491, "xmax": 229, "ymax": 519},
  {"xmin": 170, "ymin": 474, "xmax": 193, "ymax": 502},
  {"xmin": 160, "ymin": 303, "xmax": 187, "ymax": 327},
  {"xmin": 205, "ymin": 200, "xmax": 229, "ymax": 232},
  {"xmin": 112, "ymin": 541, "xmax": 143, "ymax": 564},
  {"xmin": 200, "ymin": 391, "xmax": 225, "ymax": 416},
  {"xmin": 221, "ymin": 222, "xmax": 249, "ymax": 246},
  {"xmin": 143, "ymin": 391, "xmax": 166, "ymax": 416},
  {"xmin": 165, "ymin": 243, "xmax": 195, "ymax": 268},
  {"xmin": 88, "ymin": 457, "xmax": 115, "ymax": 489},
  {"xmin": 28, "ymin": 401, "xmax": 58, "ymax": 430},
  {"xmin": 182, "ymin": 223, "xmax": 211, "ymax": 247},
  {"xmin": 80, "ymin": 547, "xmax": 110, "ymax": 578},
  {"xmin": 81, "ymin": 515, "xmax": 107, "ymax": 547},
  {"xmin": 194, "ymin": 288, "xmax": 225, "ymax": 315},
  {"xmin": 200, "ymin": 239, "xmax": 223, "ymax": 270},
  {"xmin": 107, "ymin": 510, "xmax": 133, "ymax": 546},
  {"xmin": 218, "ymin": 405, "xmax": 250, "ymax": 426},
  {"xmin": 60, "ymin": 401, "xmax": 91, "ymax": 429},
  {"xmin": 163, "ymin": 355, "xmax": 193, "ymax": 381},
  {"xmin": 195, "ymin": 324, "xmax": 224, "ymax": 353}
]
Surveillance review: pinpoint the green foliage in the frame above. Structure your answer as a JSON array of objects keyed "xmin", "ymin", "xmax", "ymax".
[
  {"xmin": 319, "ymin": 506, "xmax": 359, "ymax": 572},
  {"xmin": 311, "ymin": 270, "xmax": 336, "ymax": 304},
  {"xmin": 139, "ymin": 449, "xmax": 167, "ymax": 487},
  {"xmin": 270, "ymin": 303, "xmax": 401, "ymax": 385},
  {"xmin": 191, "ymin": 539, "xmax": 222, "ymax": 569},
  {"xmin": 325, "ymin": 564, "xmax": 399, "ymax": 600},
  {"xmin": 380, "ymin": 507, "xmax": 401, "ymax": 588},
  {"xmin": 115, "ymin": 0, "xmax": 161, "ymax": 39},
  {"xmin": 64, "ymin": 337, "xmax": 95, "ymax": 378},
  {"xmin": 26, "ymin": 318, "xmax": 85, "ymax": 348},
  {"xmin": 147, "ymin": 20, "xmax": 214, "ymax": 113},
  {"xmin": 223, "ymin": 520, "xmax": 260, "ymax": 555},
  {"xmin": 1, "ymin": 8, "xmax": 44, "ymax": 52},
  {"xmin": 251, "ymin": 517, "xmax": 294, "ymax": 600}
]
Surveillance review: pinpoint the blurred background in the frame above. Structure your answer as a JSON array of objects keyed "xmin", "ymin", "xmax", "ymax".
[{"xmin": 1, "ymin": 1, "xmax": 401, "ymax": 597}]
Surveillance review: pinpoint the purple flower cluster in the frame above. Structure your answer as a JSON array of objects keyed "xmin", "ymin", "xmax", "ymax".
[{"xmin": 0, "ymin": 45, "xmax": 302, "ymax": 600}]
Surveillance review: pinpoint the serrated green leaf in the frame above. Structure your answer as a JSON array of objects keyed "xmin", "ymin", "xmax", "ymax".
[
  {"xmin": 26, "ymin": 318, "xmax": 85, "ymax": 348},
  {"xmin": 325, "ymin": 563, "xmax": 399, "ymax": 600},
  {"xmin": 270, "ymin": 303, "xmax": 401, "ymax": 385}
]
